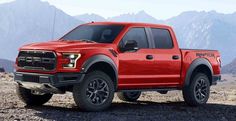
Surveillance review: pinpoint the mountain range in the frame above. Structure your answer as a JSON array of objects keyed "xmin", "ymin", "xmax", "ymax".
[
  {"xmin": 76, "ymin": 11, "xmax": 236, "ymax": 65},
  {"xmin": 0, "ymin": 0, "xmax": 236, "ymax": 72},
  {"xmin": 222, "ymin": 58, "xmax": 236, "ymax": 74},
  {"xmin": 0, "ymin": 0, "xmax": 83, "ymax": 61},
  {"xmin": 0, "ymin": 59, "xmax": 14, "ymax": 72},
  {"xmin": 75, "ymin": 13, "xmax": 106, "ymax": 22}
]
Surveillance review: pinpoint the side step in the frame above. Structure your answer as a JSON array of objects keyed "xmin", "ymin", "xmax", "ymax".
[{"xmin": 118, "ymin": 87, "xmax": 180, "ymax": 93}]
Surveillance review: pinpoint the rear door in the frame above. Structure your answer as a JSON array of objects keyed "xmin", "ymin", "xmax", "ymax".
[{"xmin": 148, "ymin": 28, "xmax": 182, "ymax": 86}]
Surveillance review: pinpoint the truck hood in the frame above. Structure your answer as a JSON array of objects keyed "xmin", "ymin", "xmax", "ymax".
[{"xmin": 20, "ymin": 40, "xmax": 114, "ymax": 52}]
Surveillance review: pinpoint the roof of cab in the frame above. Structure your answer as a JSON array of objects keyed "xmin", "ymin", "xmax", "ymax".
[{"xmin": 83, "ymin": 21, "xmax": 172, "ymax": 29}]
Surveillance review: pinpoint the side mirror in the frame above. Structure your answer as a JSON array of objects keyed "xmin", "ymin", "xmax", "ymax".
[{"xmin": 121, "ymin": 40, "xmax": 138, "ymax": 52}]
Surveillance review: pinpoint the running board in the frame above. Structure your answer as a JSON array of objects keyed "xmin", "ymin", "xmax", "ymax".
[{"xmin": 117, "ymin": 87, "xmax": 180, "ymax": 92}]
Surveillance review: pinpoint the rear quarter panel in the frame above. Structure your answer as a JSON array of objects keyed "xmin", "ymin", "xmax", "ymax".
[{"xmin": 180, "ymin": 49, "xmax": 221, "ymax": 86}]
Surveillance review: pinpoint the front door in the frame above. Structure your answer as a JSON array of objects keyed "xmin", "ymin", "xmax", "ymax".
[{"xmin": 118, "ymin": 27, "xmax": 156, "ymax": 89}]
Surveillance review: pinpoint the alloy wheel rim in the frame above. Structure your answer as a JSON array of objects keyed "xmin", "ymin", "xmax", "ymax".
[
  {"xmin": 194, "ymin": 78, "xmax": 208, "ymax": 102},
  {"xmin": 86, "ymin": 78, "xmax": 109, "ymax": 105}
]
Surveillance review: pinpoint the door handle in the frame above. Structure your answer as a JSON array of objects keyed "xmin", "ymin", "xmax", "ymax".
[
  {"xmin": 146, "ymin": 55, "xmax": 153, "ymax": 60},
  {"xmin": 172, "ymin": 55, "xmax": 179, "ymax": 60}
]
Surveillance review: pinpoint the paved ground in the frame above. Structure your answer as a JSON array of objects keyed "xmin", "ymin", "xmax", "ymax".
[{"xmin": 0, "ymin": 73, "xmax": 235, "ymax": 121}]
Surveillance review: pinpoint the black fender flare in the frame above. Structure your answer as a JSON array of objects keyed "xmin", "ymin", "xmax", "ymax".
[
  {"xmin": 184, "ymin": 58, "xmax": 213, "ymax": 87},
  {"xmin": 81, "ymin": 55, "xmax": 118, "ymax": 88}
]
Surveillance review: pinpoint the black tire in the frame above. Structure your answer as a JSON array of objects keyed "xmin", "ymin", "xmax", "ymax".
[
  {"xmin": 73, "ymin": 71, "xmax": 115, "ymax": 111},
  {"xmin": 158, "ymin": 91, "xmax": 168, "ymax": 94},
  {"xmin": 16, "ymin": 85, "xmax": 53, "ymax": 106},
  {"xmin": 183, "ymin": 73, "xmax": 210, "ymax": 106},
  {"xmin": 117, "ymin": 91, "xmax": 141, "ymax": 102}
]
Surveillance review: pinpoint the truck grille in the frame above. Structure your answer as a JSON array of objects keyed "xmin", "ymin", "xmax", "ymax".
[{"xmin": 17, "ymin": 50, "xmax": 56, "ymax": 71}]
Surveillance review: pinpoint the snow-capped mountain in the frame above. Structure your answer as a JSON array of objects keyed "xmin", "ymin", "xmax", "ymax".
[{"xmin": 0, "ymin": 0, "xmax": 83, "ymax": 60}]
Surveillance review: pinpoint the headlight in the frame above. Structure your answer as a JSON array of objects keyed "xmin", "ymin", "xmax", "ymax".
[{"xmin": 62, "ymin": 53, "xmax": 81, "ymax": 68}]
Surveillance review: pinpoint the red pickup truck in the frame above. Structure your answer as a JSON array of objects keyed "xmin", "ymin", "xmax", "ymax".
[{"xmin": 15, "ymin": 22, "xmax": 221, "ymax": 111}]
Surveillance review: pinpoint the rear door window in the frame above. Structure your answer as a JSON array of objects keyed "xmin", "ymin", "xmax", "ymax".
[{"xmin": 151, "ymin": 28, "xmax": 173, "ymax": 49}]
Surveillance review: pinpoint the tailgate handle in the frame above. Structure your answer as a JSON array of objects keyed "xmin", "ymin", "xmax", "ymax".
[{"xmin": 172, "ymin": 55, "xmax": 179, "ymax": 60}]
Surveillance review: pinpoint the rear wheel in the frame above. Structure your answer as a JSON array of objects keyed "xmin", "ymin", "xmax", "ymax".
[
  {"xmin": 157, "ymin": 91, "xmax": 168, "ymax": 94},
  {"xmin": 117, "ymin": 91, "xmax": 141, "ymax": 102},
  {"xmin": 16, "ymin": 85, "xmax": 53, "ymax": 106},
  {"xmin": 183, "ymin": 73, "xmax": 210, "ymax": 106},
  {"xmin": 73, "ymin": 71, "xmax": 114, "ymax": 111}
]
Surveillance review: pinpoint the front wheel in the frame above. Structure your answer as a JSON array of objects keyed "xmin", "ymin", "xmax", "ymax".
[
  {"xmin": 183, "ymin": 73, "xmax": 210, "ymax": 106},
  {"xmin": 16, "ymin": 85, "xmax": 53, "ymax": 106},
  {"xmin": 73, "ymin": 71, "xmax": 115, "ymax": 111}
]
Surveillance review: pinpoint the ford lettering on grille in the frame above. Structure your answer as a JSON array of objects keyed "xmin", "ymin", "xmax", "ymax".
[{"xmin": 17, "ymin": 50, "xmax": 56, "ymax": 71}]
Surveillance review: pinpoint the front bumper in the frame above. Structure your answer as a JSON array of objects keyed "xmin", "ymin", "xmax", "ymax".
[
  {"xmin": 14, "ymin": 72, "xmax": 85, "ymax": 93},
  {"xmin": 212, "ymin": 75, "xmax": 221, "ymax": 85}
]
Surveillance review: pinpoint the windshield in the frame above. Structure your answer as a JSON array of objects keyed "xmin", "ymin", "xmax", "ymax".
[{"xmin": 61, "ymin": 25, "xmax": 124, "ymax": 43}]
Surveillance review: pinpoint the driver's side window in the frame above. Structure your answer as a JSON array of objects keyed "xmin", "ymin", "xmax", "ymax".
[{"xmin": 121, "ymin": 28, "xmax": 148, "ymax": 48}]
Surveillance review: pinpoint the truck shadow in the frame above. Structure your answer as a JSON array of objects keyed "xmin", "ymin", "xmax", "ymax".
[{"xmin": 27, "ymin": 101, "xmax": 236, "ymax": 121}]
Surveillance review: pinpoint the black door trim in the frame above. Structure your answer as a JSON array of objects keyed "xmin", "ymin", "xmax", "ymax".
[{"xmin": 145, "ymin": 27, "xmax": 155, "ymax": 49}]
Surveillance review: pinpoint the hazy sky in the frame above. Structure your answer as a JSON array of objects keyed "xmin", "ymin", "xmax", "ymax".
[{"xmin": 1, "ymin": 0, "xmax": 236, "ymax": 19}]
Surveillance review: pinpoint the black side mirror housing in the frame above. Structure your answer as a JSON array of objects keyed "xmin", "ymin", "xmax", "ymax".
[{"xmin": 121, "ymin": 40, "xmax": 138, "ymax": 52}]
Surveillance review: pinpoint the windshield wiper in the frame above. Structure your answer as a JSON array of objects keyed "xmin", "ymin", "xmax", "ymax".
[
  {"xmin": 58, "ymin": 39, "xmax": 97, "ymax": 43},
  {"xmin": 59, "ymin": 39, "xmax": 66, "ymax": 41},
  {"xmin": 80, "ymin": 39, "xmax": 96, "ymax": 43}
]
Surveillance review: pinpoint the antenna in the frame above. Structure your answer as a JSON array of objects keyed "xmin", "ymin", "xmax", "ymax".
[{"xmin": 51, "ymin": 8, "xmax": 56, "ymax": 40}]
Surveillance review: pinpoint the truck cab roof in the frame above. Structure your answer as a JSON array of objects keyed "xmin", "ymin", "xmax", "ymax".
[{"xmin": 84, "ymin": 22, "xmax": 172, "ymax": 29}]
